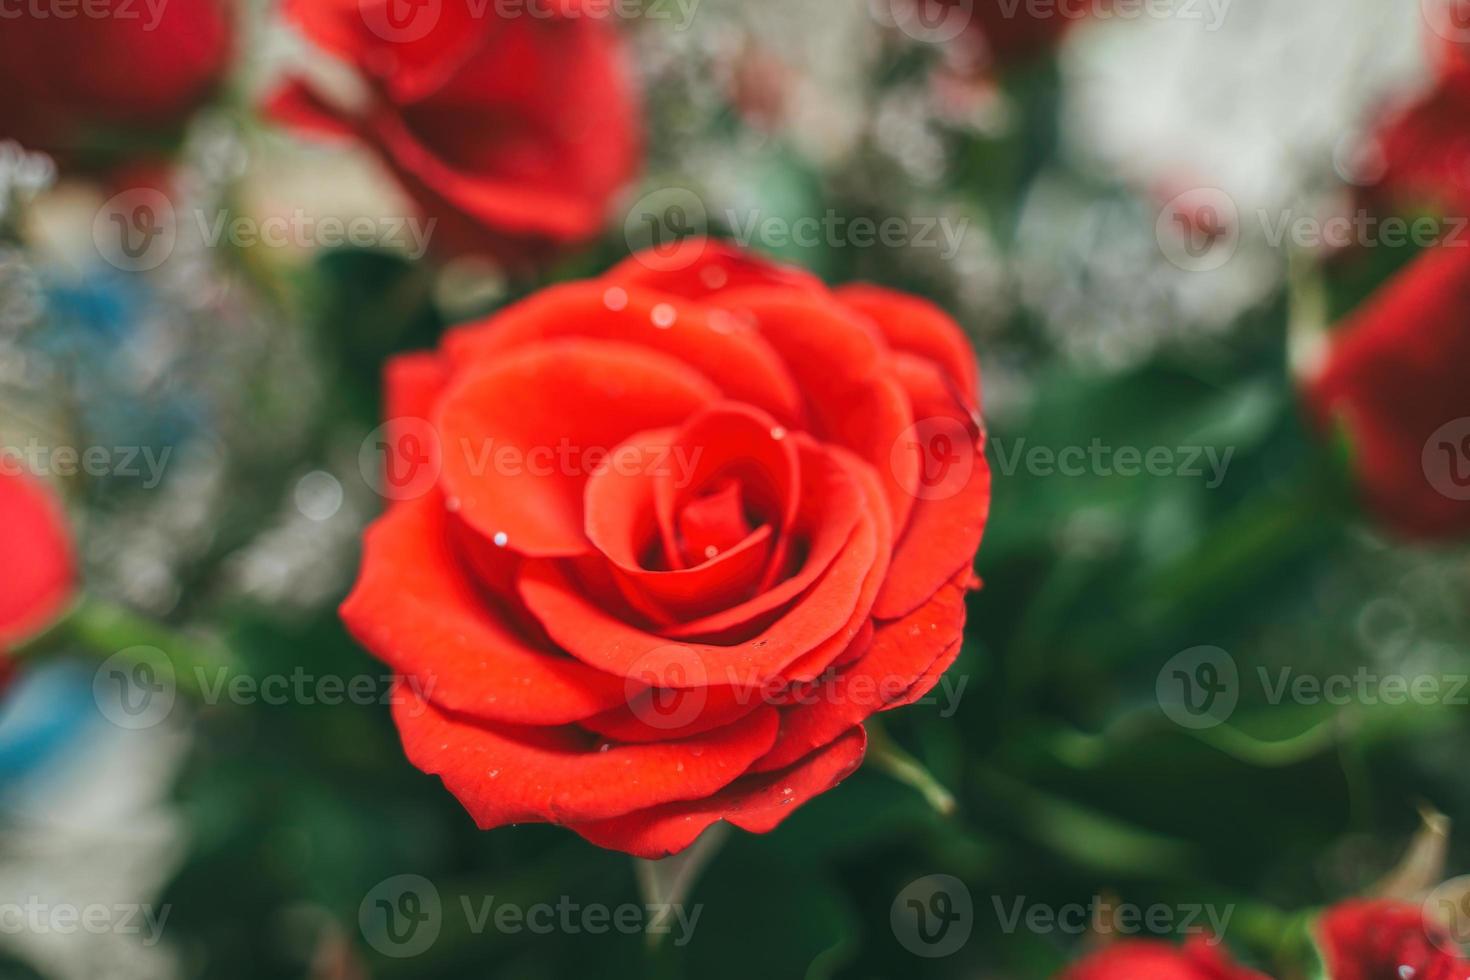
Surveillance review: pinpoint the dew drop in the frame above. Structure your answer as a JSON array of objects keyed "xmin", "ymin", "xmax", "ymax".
[
  {"xmin": 493, "ymin": 531, "xmax": 509, "ymax": 547},
  {"xmin": 651, "ymin": 303, "xmax": 677, "ymax": 329},
  {"xmin": 769, "ymin": 426, "xmax": 787, "ymax": 441},
  {"xmin": 603, "ymin": 286, "xmax": 628, "ymax": 311},
  {"xmin": 700, "ymin": 266, "xmax": 729, "ymax": 289}
]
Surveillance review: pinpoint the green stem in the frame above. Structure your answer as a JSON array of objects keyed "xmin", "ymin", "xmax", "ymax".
[
  {"xmin": 11, "ymin": 595, "xmax": 232, "ymax": 698},
  {"xmin": 866, "ymin": 722, "xmax": 957, "ymax": 817}
]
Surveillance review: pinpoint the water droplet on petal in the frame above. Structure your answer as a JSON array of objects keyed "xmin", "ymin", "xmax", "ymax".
[
  {"xmin": 493, "ymin": 531, "xmax": 509, "ymax": 547},
  {"xmin": 603, "ymin": 286, "xmax": 628, "ymax": 311}
]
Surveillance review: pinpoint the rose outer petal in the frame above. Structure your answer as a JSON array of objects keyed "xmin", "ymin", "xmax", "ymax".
[
  {"xmin": 443, "ymin": 281, "xmax": 802, "ymax": 424},
  {"xmin": 567, "ymin": 727, "xmax": 867, "ymax": 859},
  {"xmin": 753, "ymin": 569, "xmax": 968, "ymax": 774},
  {"xmin": 390, "ymin": 680, "xmax": 781, "ymax": 826},
  {"xmin": 341, "ymin": 491, "xmax": 632, "ymax": 726}
]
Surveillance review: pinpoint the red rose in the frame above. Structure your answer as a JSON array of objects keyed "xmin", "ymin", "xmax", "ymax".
[
  {"xmin": 1362, "ymin": 50, "xmax": 1470, "ymax": 216},
  {"xmin": 273, "ymin": 0, "xmax": 642, "ymax": 260},
  {"xmin": 0, "ymin": 0, "xmax": 232, "ymax": 162},
  {"xmin": 1304, "ymin": 242, "xmax": 1470, "ymax": 539},
  {"xmin": 1317, "ymin": 900, "xmax": 1470, "ymax": 980},
  {"xmin": 0, "ymin": 466, "xmax": 77, "ymax": 687},
  {"xmin": 1057, "ymin": 939, "xmax": 1269, "ymax": 980},
  {"xmin": 340, "ymin": 240, "xmax": 990, "ymax": 857}
]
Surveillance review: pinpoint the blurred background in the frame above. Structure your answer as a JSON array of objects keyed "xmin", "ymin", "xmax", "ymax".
[{"xmin": 1, "ymin": 0, "xmax": 1469, "ymax": 977}]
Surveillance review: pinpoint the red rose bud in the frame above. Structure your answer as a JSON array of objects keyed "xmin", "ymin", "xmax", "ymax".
[
  {"xmin": 340, "ymin": 240, "xmax": 990, "ymax": 857},
  {"xmin": 0, "ymin": 467, "xmax": 78, "ymax": 687},
  {"xmin": 0, "ymin": 0, "xmax": 233, "ymax": 163},
  {"xmin": 1317, "ymin": 900, "xmax": 1470, "ymax": 980},
  {"xmin": 1304, "ymin": 242, "xmax": 1470, "ymax": 539},
  {"xmin": 1057, "ymin": 938, "xmax": 1270, "ymax": 980},
  {"xmin": 273, "ymin": 0, "xmax": 642, "ymax": 261}
]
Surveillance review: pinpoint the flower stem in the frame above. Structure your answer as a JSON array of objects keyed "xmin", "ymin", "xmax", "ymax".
[{"xmin": 866, "ymin": 722, "xmax": 957, "ymax": 817}]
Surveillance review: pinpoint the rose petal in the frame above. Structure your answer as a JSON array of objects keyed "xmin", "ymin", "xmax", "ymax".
[
  {"xmin": 0, "ymin": 469, "xmax": 75, "ymax": 647},
  {"xmin": 390, "ymin": 681, "xmax": 781, "ymax": 826},
  {"xmin": 518, "ymin": 494, "xmax": 878, "ymax": 690},
  {"xmin": 443, "ymin": 282, "xmax": 802, "ymax": 424},
  {"xmin": 434, "ymin": 339, "xmax": 717, "ymax": 557},
  {"xmin": 605, "ymin": 237, "xmax": 826, "ymax": 300},
  {"xmin": 340, "ymin": 491, "xmax": 631, "ymax": 725},
  {"xmin": 836, "ymin": 284, "xmax": 980, "ymax": 404},
  {"xmin": 752, "ymin": 571, "xmax": 968, "ymax": 773},
  {"xmin": 568, "ymin": 727, "xmax": 866, "ymax": 858}
]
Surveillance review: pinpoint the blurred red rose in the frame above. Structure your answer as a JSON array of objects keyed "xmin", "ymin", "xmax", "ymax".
[
  {"xmin": 0, "ymin": 0, "xmax": 232, "ymax": 163},
  {"xmin": 1057, "ymin": 938, "xmax": 1269, "ymax": 980},
  {"xmin": 273, "ymin": 0, "xmax": 642, "ymax": 261},
  {"xmin": 1362, "ymin": 45, "xmax": 1470, "ymax": 216},
  {"xmin": 340, "ymin": 240, "xmax": 990, "ymax": 857},
  {"xmin": 0, "ymin": 466, "xmax": 77, "ymax": 688},
  {"xmin": 1317, "ymin": 900, "xmax": 1470, "ymax": 980},
  {"xmin": 1304, "ymin": 242, "xmax": 1470, "ymax": 539}
]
